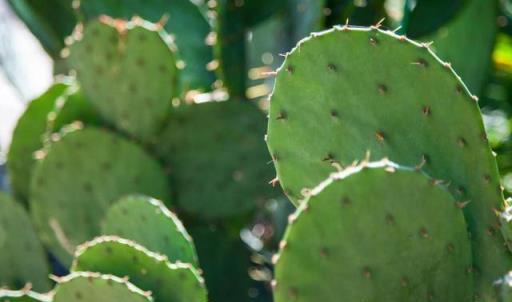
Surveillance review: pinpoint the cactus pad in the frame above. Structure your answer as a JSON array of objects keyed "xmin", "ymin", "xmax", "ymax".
[
  {"xmin": 68, "ymin": 18, "xmax": 179, "ymax": 140},
  {"xmin": 155, "ymin": 101, "xmax": 275, "ymax": 219},
  {"xmin": 72, "ymin": 236, "xmax": 207, "ymax": 302},
  {"xmin": 77, "ymin": 0, "xmax": 214, "ymax": 91},
  {"xmin": 266, "ymin": 26, "xmax": 509, "ymax": 299},
  {"xmin": 273, "ymin": 160, "xmax": 472, "ymax": 302},
  {"xmin": 8, "ymin": 82, "xmax": 101, "ymax": 203},
  {"xmin": 102, "ymin": 195, "xmax": 198, "ymax": 266},
  {"xmin": 30, "ymin": 126, "xmax": 170, "ymax": 264},
  {"xmin": 0, "ymin": 289, "xmax": 50, "ymax": 302},
  {"xmin": 53, "ymin": 272, "xmax": 152, "ymax": 302},
  {"xmin": 7, "ymin": 83, "xmax": 69, "ymax": 202},
  {"xmin": 0, "ymin": 193, "xmax": 50, "ymax": 292}
]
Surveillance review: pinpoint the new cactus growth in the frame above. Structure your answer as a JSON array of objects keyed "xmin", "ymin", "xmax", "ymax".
[
  {"xmin": 72, "ymin": 236, "xmax": 207, "ymax": 302},
  {"xmin": 266, "ymin": 26, "xmax": 510, "ymax": 300},
  {"xmin": 52, "ymin": 272, "xmax": 153, "ymax": 302},
  {"xmin": 68, "ymin": 17, "xmax": 179, "ymax": 140},
  {"xmin": 102, "ymin": 195, "xmax": 198, "ymax": 266},
  {"xmin": 155, "ymin": 101, "xmax": 275, "ymax": 219},
  {"xmin": 0, "ymin": 193, "xmax": 50, "ymax": 292},
  {"xmin": 273, "ymin": 160, "xmax": 473, "ymax": 302},
  {"xmin": 30, "ymin": 126, "xmax": 170, "ymax": 264}
]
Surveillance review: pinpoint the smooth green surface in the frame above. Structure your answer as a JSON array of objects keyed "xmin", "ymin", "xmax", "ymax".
[
  {"xmin": 77, "ymin": 0, "xmax": 214, "ymax": 91},
  {"xmin": 30, "ymin": 127, "xmax": 170, "ymax": 265},
  {"xmin": 274, "ymin": 164, "xmax": 472, "ymax": 302},
  {"xmin": 69, "ymin": 19, "xmax": 178, "ymax": 140},
  {"xmin": 422, "ymin": 0, "xmax": 496, "ymax": 94},
  {"xmin": 267, "ymin": 27, "xmax": 510, "ymax": 301},
  {"xmin": 7, "ymin": 83, "xmax": 69, "ymax": 203},
  {"xmin": 53, "ymin": 272, "xmax": 152, "ymax": 302},
  {"xmin": 102, "ymin": 195, "xmax": 198, "ymax": 266},
  {"xmin": 0, "ymin": 193, "xmax": 50, "ymax": 292},
  {"xmin": 0, "ymin": 289, "xmax": 50, "ymax": 302},
  {"xmin": 155, "ymin": 101, "xmax": 275, "ymax": 219},
  {"xmin": 73, "ymin": 237, "xmax": 207, "ymax": 302}
]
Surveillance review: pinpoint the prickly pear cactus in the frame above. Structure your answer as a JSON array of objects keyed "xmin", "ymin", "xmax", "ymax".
[
  {"xmin": 0, "ymin": 289, "xmax": 50, "ymax": 302},
  {"xmin": 8, "ymin": 82, "xmax": 101, "ymax": 203},
  {"xmin": 53, "ymin": 272, "xmax": 153, "ymax": 302},
  {"xmin": 273, "ymin": 160, "xmax": 472, "ymax": 302},
  {"xmin": 7, "ymin": 82, "xmax": 69, "ymax": 202},
  {"xmin": 68, "ymin": 17, "xmax": 179, "ymax": 140},
  {"xmin": 30, "ymin": 126, "xmax": 171, "ymax": 265},
  {"xmin": 72, "ymin": 236, "xmax": 207, "ymax": 302},
  {"xmin": 155, "ymin": 101, "xmax": 275, "ymax": 219},
  {"xmin": 0, "ymin": 193, "xmax": 50, "ymax": 292},
  {"xmin": 266, "ymin": 26, "xmax": 510, "ymax": 300},
  {"xmin": 102, "ymin": 195, "xmax": 198, "ymax": 266},
  {"xmin": 76, "ymin": 0, "xmax": 214, "ymax": 91}
]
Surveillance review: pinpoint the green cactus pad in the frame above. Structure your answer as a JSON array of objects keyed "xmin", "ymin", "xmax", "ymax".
[
  {"xmin": 155, "ymin": 101, "xmax": 275, "ymax": 219},
  {"xmin": 30, "ymin": 126, "xmax": 171, "ymax": 265},
  {"xmin": 188, "ymin": 227, "xmax": 252, "ymax": 302},
  {"xmin": 72, "ymin": 236, "xmax": 207, "ymax": 302},
  {"xmin": 7, "ymin": 83, "xmax": 69, "ymax": 202},
  {"xmin": 102, "ymin": 195, "xmax": 198, "ymax": 266},
  {"xmin": 0, "ymin": 289, "xmax": 50, "ymax": 302},
  {"xmin": 266, "ymin": 26, "xmax": 509, "ymax": 300},
  {"xmin": 273, "ymin": 160, "xmax": 472, "ymax": 302},
  {"xmin": 77, "ymin": 0, "xmax": 214, "ymax": 91},
  {"xmin": 418, "ymin": 0, "xmax": 496, "ymax": 93},
  {"xmin": 53, "ymin": 272, "xmax": 152, "ymax": 302},
  {"xmin": 8, "ymin": 82, "xmax": 102, "ymax": 203},
  {"xmin": 68, "ymin": 18, "xmax": 179, "ymax": 140},
  {"xmin": 0, "ymin": 193, "xmax": 50, "ymax": 292}
]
